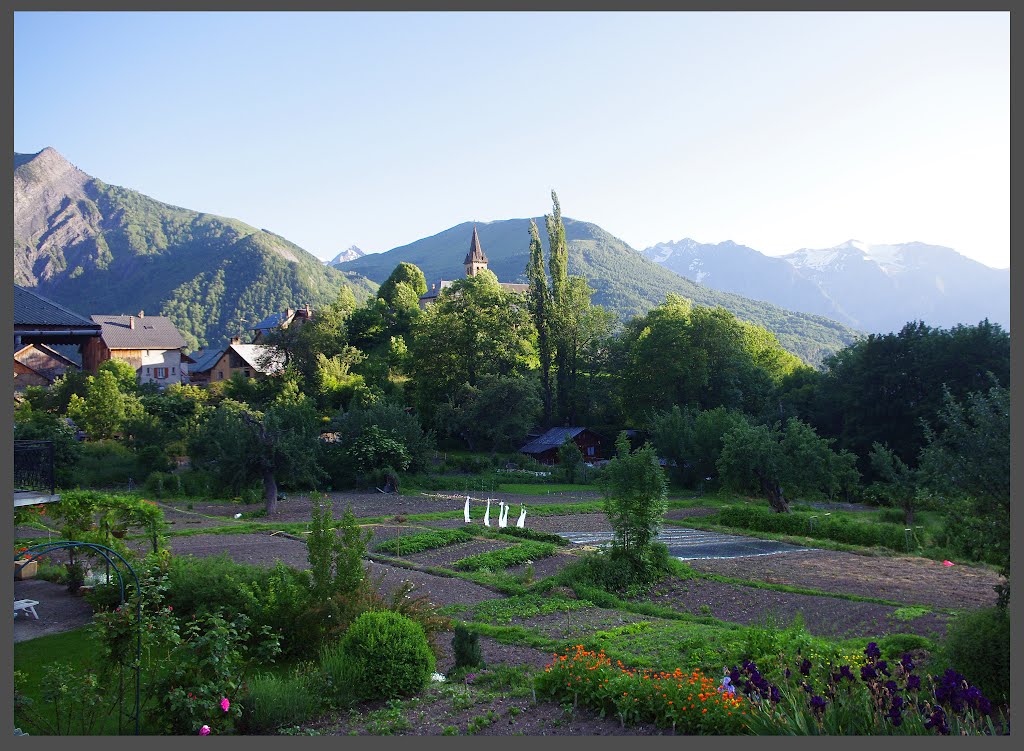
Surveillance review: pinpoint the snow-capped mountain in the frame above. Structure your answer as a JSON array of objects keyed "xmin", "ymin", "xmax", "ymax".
[
  {"xmin": 326, "ymin": 245, "xmax": 366, "ymax": 266},
  {"xmin": 643, "ymin": 238, "xmax": 1009, "ymax": 334}
]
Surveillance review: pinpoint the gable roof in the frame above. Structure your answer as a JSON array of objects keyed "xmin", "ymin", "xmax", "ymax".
[
  {"xmin": 189, "ymin": 347, "xmax": 227, "ymax": 374},
  {"xmin": 14, "ymin": 285, "xmax": 101, "ymax": 330},
  {"xmin": 463, "ymin": 226, "xmax": 489, "ymax": 265},
  {"xmin": 92, "ymin": 314, "xmax": 188, "ymax": 350},
  {"xmin": 253, "ymin": 310, "xmax": 293, "ymax": 333},
  {"xmin": 519, "ymin": 427, "xmax": 590, "ymax": 455},
  {"xmin": 227, "ymin": 343, "xmax": 286, "ymax": 374}
]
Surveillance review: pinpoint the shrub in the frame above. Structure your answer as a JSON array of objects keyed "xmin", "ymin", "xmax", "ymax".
[
  {"xmin": 335, "ymin": 611, "xmax": 436, "ymax": 700},
  {"xmin": 452, "ymin": 625, "xmax": 485, "ymax": 670},
  {"xmin": 238, "ymin": 670, "xmax": 323, "ymax": 734},
  {"xmin": 938, "ymin": 607, "xmax": 1009, "ymax": 704},
  {"xmin": 556, "ymin": 542, "xmax": 674, "ymax": 597},
  {"xmin": 716, "ymin": 505, "xmax": 912, "ymax": 551},
  {"xmin": 68, "ymin": 440, "xmax": 141, "ymax": 487},
  {"xmin": 878, "ymin": 633, "xmax": 935, "ymax": 661}
]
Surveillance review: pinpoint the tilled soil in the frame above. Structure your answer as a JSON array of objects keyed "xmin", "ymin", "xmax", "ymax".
[
  {"xmin": 686, "ymin": 549, "xmax": 1003, "ymax": 610},
  {"xmin": 641, "ymin": 577, "xmax": 951, "ymax": 640}
]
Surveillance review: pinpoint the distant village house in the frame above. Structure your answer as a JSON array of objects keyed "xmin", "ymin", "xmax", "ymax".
[
  {"xmin": 82, "ymin": 313, "xmax": 190, "ymax": 386},
  {"xmin": 519, "ymin": 427, "xmax": 604, "ymax": 465}
]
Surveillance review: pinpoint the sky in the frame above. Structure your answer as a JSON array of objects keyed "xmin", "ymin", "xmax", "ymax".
[{"xmin": 14, "ymin": 11, "xmax": 1010, "ymax": 269}]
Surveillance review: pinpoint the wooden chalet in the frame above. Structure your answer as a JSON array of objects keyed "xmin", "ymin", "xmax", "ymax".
[{"xmin": 519, "ymin": 427, "xmax": 603, "ymax": 465}]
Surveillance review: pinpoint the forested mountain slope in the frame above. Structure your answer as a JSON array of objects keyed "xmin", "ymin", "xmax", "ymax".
[{"xmin": 14, "ymin": 147, "xmax": 377, "ymax": 350}]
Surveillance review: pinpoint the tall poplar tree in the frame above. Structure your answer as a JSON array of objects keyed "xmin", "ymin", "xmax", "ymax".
[
  {"xmin": 526, "ymin": 219, "xmax": 553, "ymax": 424},
  {"xmin": 546, "ymin": 191, "xmax": 571, "ymax": 421}
]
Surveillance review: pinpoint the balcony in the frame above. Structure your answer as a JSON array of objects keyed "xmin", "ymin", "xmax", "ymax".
[{"xmin": 13, "ymin": 440, "xmax": 59, "ymax": 507}]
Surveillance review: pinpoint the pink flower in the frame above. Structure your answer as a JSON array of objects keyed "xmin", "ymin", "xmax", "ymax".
[
  {"xmin": 199, "ymin": 725, "xmax": 211, "ymax": 736},
  {"xmin": 220, "ymin": 698, "xmax": 230, "ymax": 712}
]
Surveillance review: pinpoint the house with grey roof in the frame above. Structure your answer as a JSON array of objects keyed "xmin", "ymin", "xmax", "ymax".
[
  {"xmin": 252, "ymin": 304, "xmax": 314, "ymax": 343},
  {"xmin": 13, "ymin": 285, "xmax": 99, "ymax": 389},
  {"xmin": 82, "ymin": 312, "xmax": 189, "ymax": 387},
  {"xmin": 519, "ymin": 426, "xmax": 604, "ymax": 465},
  {"xmin": 202, "ymin": 337, "xmax": 286, "ymax": 383}
]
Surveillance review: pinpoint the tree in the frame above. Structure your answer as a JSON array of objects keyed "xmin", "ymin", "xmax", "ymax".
[
  {"xmin": 717, "ymin": 421, "xmax": 789, "ymax": 512},
  {"xmin": 919, "ymin": 380, "xmax": 1009, "ymax": 604},
  {"xmin": 377, "ymin": 262, "xmax": 428, "ymax": 305},
  {"xmin": 810, "ymin": 319, "xmax": 1010, "ymax": 472},
  {"xmin": 526, "ymin": 218, "xmax": 553, "ymax": 424},
  {"xmin": 409, "ymin": 270, "xmax": 536, "ymax": 428},
  {"xmin": 66, "ymin": 369, "xmax": 143, "ymax": 440},
  {"xmin": 99, "ymin": 358, "xmax": 140, "ymax": 394},
  {"xmin": 191, "ymin": 393, "xmax": 324, "ymax": 514},
  {"xmin": 718, "ymin": 417, "xmax": 858, "ymax": 512},
  {"xmin": 434, "ymin": 373, "xmax": 542, "ymax": 453},
  {"xmin": 868, "ymin": 442, "xmax": 920, "ymax": 525},
  {"xmin": 558, "ymin": 435, "xmax": 585, "ymax": 484},
  {"xmin": 601, "ymin": 432, "xmax": 668, "ymax": 561}
]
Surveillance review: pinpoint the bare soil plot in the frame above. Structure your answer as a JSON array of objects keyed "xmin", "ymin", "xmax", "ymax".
[
  {"xmin": 686, "ymin": 549, "xmax": 1003, "ymax": 610},
  {"xmin": 641, "ymin": 577, "xmax": 950, "ymax": 641}
]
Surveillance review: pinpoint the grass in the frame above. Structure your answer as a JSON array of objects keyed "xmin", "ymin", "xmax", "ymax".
[{"xmin": 469, "ymin": 594, "xmax": 595, "ymax": 624}]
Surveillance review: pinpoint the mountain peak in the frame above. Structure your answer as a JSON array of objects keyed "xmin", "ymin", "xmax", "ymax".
[{"xmin": 327, "ymin": 245, "xmax": 367, "ymax": 265}]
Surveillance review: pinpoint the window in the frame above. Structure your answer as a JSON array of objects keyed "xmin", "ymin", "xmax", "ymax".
[
  {"xmin": 217, "ymin": 371, "xmax": 224, "ymax": 380},
  {"xmin": 587, "ymin": 446, "xmax": 595, "ymax": 456},
  {"xmin": 171, "ymin": 366, "xmax": 176, "ymax": 374},
  {"xmin": 154, "ymin": 367, "xmax": 169, "ymax": 379},
  {"xmin": 146, "ymin": 367, "xmax": 151, "ymax": 374},
  {"xmin": 244, "ymin": 370, "xmax": 251, "ymax": 378}
]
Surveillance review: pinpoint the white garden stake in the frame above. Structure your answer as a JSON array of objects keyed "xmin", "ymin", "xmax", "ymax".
[
  {"xmin": 483, "ymin": 498, "xmax": 492, "ymax": 527},
  {"xmin": 464, "ymin": 496, "xmax": 471, "ymax": 523},
  {"xmin": 516, "ymin": 505, "xmax": 526, "ymax": 528}
]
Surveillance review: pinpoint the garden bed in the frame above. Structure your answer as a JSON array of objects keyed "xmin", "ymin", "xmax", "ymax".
[
  {"xmin": 640, "ymin": 576, "xmax": 950, "ymax": 640},
  {"xmin": 686, "ymin": 549, "xmax": 1003, "ymax": 610}
]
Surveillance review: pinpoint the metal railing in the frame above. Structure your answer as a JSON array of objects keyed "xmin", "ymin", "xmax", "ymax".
[{"xmin": 13, "ymin": 440, "xmax": 55, "ymax": 495}]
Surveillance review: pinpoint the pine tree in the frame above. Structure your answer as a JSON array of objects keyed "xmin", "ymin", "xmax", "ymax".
[{"xmin": 526, "ymin": 219, "xmax": 553, "ymax": 424}]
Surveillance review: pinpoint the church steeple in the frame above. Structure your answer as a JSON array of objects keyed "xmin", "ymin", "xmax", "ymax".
[{"xmin": 464, "ymin": 225, "xmax": 489, "ymax": 277}]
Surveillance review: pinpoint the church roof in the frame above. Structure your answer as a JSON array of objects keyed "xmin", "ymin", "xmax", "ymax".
[{"xmin": 463, "ymin": 226, "xmax": 489, "ymax": 265}]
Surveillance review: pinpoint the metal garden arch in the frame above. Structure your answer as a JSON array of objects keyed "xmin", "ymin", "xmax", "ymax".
[{"xmin": 15, "ymin": 541, "xmax": 143, "ymax": 735}]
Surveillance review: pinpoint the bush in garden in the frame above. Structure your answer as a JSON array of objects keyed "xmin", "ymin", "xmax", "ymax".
[
  {"xmin": 148, "ymin": 610, "xmax": 280, "ymax": 735},
  {"xmin": 335, "ymin": 611, "xmax": 436, "ymax": 701},
  {"xmin": 938, "ymin": 606, "xmax": 1009, "ymax": 704},
  {"xmin": 535, "ymin": 645, "xmax": 747, "ymax": 734},
  {"xmin": 452, "ymin": 625, "xmax": 485, "ymax": 669}
]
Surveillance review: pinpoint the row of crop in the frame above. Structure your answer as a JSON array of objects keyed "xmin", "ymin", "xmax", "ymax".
[{"xmin": 716, "ymin": 505, "xmax": 916, "ymax": 550}]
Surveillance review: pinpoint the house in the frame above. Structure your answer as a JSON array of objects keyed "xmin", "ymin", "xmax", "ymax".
[
  {"xmin": 418, "ymin": 226, "xmax": 530, "ymax": 309},
  {"xmin": 184, "ymin": 347, "xmax": 224, "ymax": 385},
  {"xmin": 82, "ymin": 313, "xmax": 189, "ymax": 386},
  {"xmin": 13, "ymin": 285, "xmax": 101, "ymax": 369},
  {"xmin": 205, "ymin": 337, "xmax": 286, "ymax": 382},
  {"xmin": 252, "ymin": 305, "xmax": 314, "ymax": 343},
  {"xmin": 14, "ymin": 343, "xmax": 79, "ymax": 390},
  {"xmin": 519, "ymin": 427, "xmax": 604, "ymax": 465}
]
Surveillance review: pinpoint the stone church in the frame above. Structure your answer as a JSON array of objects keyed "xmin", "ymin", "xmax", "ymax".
[{"xmin": 418, "ymin": 226, "xmax": 529, "ymax": 309}]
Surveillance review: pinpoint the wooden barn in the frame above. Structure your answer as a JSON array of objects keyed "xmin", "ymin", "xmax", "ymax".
[{"xmin": 519, "ymin": 427, "xmax": 603, "ymax": 465}]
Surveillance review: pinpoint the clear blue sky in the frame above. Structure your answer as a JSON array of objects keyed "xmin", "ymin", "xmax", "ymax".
[{"xmin": 14, "ymin": 11, "xmax": 1009, "ymax": 268}]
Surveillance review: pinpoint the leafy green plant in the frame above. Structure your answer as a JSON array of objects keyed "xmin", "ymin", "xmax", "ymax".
[
  {"xmin": 453, "ymin": 541, "xmax": 556, "ymax": 572},
  {"xmin": 375, "ymin": 528, "xmax": 473, "ymax": 556},
  {"xmin": 334, "ymin": 611, "xmax": 436, "ymax": 701}
]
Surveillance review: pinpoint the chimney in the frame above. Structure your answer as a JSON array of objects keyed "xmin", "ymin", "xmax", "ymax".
[
  {"xmin": 231, "ymin": 336, "xmax": 241, "ymax": 345},
  {"xmin": 138, "ymin": 310, "xmax": 145, "ymax": 318},
  {"xmin": 129, "ymin": 316, "xmax": 135, "ymax": 329}
]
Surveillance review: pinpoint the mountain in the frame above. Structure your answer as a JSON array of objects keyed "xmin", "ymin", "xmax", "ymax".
[
  {"xmin": 643, "ymin": 237, "xmax": 1009, "ymax": 335},
  {"xmin": 14, "ymin": 148, "xmax": 378, "ymax": 350},
  {"xmin": 327, "ymin": 245, "xmax": 366, "ymax": 266},
  {"xmin": 780, "ymin": 240, "xmax": 1009, "ymax": 333},
  {"xmin": 342, "ymin": 218, "xmax": 862, "ymax": 365}
]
